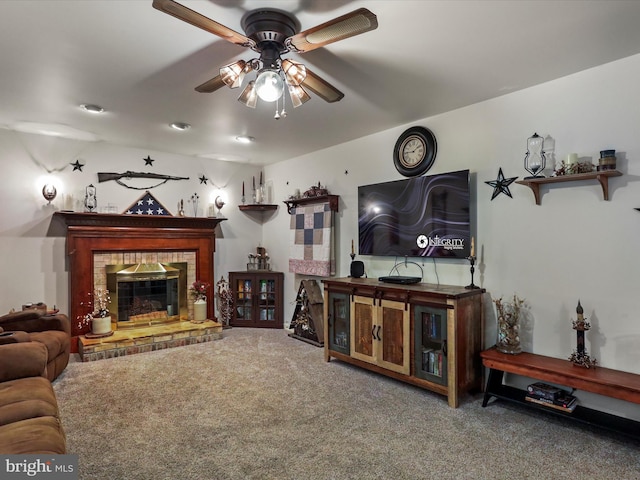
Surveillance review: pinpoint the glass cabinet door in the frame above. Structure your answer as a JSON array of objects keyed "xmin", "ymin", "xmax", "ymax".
[
  {"xmin": 414, "ymin": 305, "xmax": 448, "ymax": 385},
  {"xmin": 257, "ymin": 277, "xmax": 277, "ymax": 323},
  {"xmin": 328, "ymin": 291, "xmax": 350, "ymax": 355},
  {"xmin": 234, "ymin": 277, "xmax": 253, "ymax": 321}
]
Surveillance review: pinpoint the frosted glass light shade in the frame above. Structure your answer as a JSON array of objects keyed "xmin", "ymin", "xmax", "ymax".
[{"xmin": 255, "ymin": 70, "xmax": 284, "ymax": 102}]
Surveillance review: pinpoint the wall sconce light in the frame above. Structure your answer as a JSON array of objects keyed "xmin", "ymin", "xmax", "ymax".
[
  {"xmin": 42, "ymin": 184, "xmax": 57, "ymax": 204},
  {"xmin": 214, "ymin": 196, "xmax": 226, "ymax": 217}
]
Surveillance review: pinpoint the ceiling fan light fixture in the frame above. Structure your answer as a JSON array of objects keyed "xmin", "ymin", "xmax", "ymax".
[
  {"xmin": 238, "ymin": 81, "xmax": 258, "ymax": 108},
  {"xmin": 281, "ymin": 59, "xmax": 306, "ymax": 85},
  {"xmin": 255, "ymin": 69, "xmax": 285, "ymax": 102},
  {"xmin": 220, "ymin": 60, "xmax": 247, "ymax": 89},
  {"xmin": 288, "ymin": 84, "xmax": 311, "ymax": 108}
]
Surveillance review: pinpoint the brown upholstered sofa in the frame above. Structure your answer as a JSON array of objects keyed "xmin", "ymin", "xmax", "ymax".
[
  {"xmin": 0, "ymin": 310, "xmax": 71, "ymax": 381},
  {"xmin": 0, "ymin": 310, "xmax": 70, "ymax": 454}
]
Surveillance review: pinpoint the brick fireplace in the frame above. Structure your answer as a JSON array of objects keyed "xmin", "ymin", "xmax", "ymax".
[{"xmin": 53, "ymin": 212, "xmax": 225, "ymax": 353}]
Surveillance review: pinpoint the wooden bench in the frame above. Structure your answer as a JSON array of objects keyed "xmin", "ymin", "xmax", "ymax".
[{"xmin": 480, "ymin": 347, "xmax": 640, "ymax": 440}]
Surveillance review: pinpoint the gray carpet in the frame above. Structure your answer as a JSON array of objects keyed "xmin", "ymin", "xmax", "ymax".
[{"xmin": 53, "ymin": 329, "xmax": 640, "ymax": 480}]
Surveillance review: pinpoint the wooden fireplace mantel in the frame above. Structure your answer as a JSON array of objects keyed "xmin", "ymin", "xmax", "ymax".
[{"xmin": 52, "ymin": 212, "xmax": 226, "ymax": 351}]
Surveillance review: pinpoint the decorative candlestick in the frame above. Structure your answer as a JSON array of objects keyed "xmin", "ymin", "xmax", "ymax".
[
  {"xmin": 569, "ymin": 300, "xmax": 597, "ymax": 368},
  {"xmin": 465, "ymin": 256, "xmax": 479, "ymax": 289},
  {"xmin": 242, "ymin": 181, "xmax": 246, "ymax": 205},
  {"xmin": 252, "ymin": 176, "xmax": 256, "ymax": 204}
]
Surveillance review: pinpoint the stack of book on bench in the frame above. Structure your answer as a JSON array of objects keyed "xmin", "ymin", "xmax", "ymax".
[{"xmin": 525, "ymin": 382, "xmax": 578, "ymax": 413}]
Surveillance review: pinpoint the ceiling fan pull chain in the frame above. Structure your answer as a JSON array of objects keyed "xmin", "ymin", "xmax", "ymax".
[
  {"xmin": 281, "ymin": 83, "xmax": 288, "ymax": 118},
  {"xmin": 274, "ymin": 97, "xmax": 281, "ymax": 120}
]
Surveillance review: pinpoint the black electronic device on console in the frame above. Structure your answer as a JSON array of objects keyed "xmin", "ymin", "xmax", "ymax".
[{"xmin": 378, "ymin": 276, "xmax": 421, "ymax": 285}]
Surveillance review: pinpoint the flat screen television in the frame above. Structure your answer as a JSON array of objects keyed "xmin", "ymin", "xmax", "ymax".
[{"xmin": 358, "ymin": 169, "xmax": 471, "ymax": 258}]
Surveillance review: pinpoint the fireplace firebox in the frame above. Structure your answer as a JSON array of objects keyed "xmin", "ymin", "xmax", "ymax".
[{"xmin": 106, "ymin": 263, "xmax": 187, "ymax": 328}]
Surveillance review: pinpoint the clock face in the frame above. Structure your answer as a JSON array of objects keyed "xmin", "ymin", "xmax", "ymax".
[
  {"xmin": 393, "ymin": 126, "xmax": 437, "ymax": 177},
  {"xmin": 400, "ymin": 135, "xmax": 427, "ymax": 167}
]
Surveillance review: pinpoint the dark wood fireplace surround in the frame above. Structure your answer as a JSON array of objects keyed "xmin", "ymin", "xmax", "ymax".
[{"xmin": 53, "ymin": 212, "xmax": 225, "ymax": 352}]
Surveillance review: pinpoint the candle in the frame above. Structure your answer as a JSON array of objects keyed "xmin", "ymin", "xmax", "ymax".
[
  {"xmin": 567, "ymin": 153, "xmax": 578, "ymax": 165},
  {"xmin": 259, "ymin": 171, "xmax": 263, "ymax": 186},
  {"xmin": 471, "ymin": 237, "xmax": 475, "ymax": 257},
  {"xmin": 252, "ymin": 176, "xmax": 255, "ymax": 190},
  {"xmin": 242, "ymin": 181, "xmax": 245, "ymax": 196},
  {"xmin": 351, "ymin": 239, "xmax": 355, "ymax": 255}
]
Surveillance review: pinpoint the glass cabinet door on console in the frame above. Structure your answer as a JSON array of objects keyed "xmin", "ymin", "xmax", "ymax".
[
  {"xmin": 233, "ymin": 274, "xmax": 253, "ymax": 323},
  {"xmin": 351, "ymin": 296, "xmax": 410, "ymax": 375},
  {"xmin": 414, "ymin": 305, "xmax": 448, "ymax": 386},
  {"xmin": 327, "ymin": 291, "xmax": 350, "ymax": 355},
  {"xmin": 229, "ymin": 271, "xmax": 283, "ymax": 328}
]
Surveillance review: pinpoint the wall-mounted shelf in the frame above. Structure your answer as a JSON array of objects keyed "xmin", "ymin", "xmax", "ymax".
[
  {"xmin": 238, "ymin": 204, "xmax": 278, "ymax": 212},
  {"xmin": 516, "ymin": 170, "xmax": 622, "ymax": 205},
  {"xmin": 283, "ymin": 194, "xmax": 340, "ymax": 214}
]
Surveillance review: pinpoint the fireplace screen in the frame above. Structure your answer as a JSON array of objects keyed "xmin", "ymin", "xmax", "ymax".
[{"xmin": 106, "ymin": 263, "xmax": 187, "ymax": 327}]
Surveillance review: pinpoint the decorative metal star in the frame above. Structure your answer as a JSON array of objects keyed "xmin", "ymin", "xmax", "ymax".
[
  {"xmin": 70, "ymin": 160, "xmax": 84, "ymax": 172},
  {"xmin": 485, "ymin": 168, "xmax": 518, "ymax": 200},
  {"xmin": 144, "ymin": 155, "xmax": 154, "ymax": 166},
  {"xmin": 345, "ymin": 170, "xmax": 349, "ymax": 175},
  {"xmin": 199, "ymin": 175, "xmax": 208, "ymax": 184}
]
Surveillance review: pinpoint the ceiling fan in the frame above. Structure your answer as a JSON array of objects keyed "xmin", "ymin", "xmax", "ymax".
[{"xmin": 152, "ymin": 0, "xmax": 378, "ymax": 113}]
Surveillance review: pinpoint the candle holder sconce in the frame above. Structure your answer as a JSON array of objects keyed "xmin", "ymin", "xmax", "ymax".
[{"xmin": 569, "ymin": 300, "xmax": 597, "ymax": 368}]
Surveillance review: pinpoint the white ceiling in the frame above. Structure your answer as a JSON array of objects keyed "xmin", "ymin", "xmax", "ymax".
[{"xmin": 2, "ymin": 0, "xmax": 640, "ymax": 165}]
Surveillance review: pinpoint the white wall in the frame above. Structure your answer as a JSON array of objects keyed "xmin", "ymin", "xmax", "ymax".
[
  {"xmin": 2, "ymin": 53, "xmax": 639, "ymax": 420},
  {"xmin": 264, "ymin": 53, "xmax": 640, "ymax": 419},
  {"xmin": 0, "ymin": 133, "xmax": 264, "ymax": 318}
]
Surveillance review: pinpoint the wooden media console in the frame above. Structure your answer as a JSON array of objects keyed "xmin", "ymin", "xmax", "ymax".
[{"xmin": 481, "ymin": 347, "xmax": 640, "ymax": 440}]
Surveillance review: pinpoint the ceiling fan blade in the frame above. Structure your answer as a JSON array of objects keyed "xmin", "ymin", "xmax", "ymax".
[
  {"xmin": 301, "ymin": 68, "xmax": 344, "ymax": 103},
  {"xmin": 195, "ymin": 75, "xmax": 226, "ymax": 93},
  {"xmin": 286, "ymin": 8, "xmax": 377, "ymax": 53},
  {"xmin": 152, "ymin": 0, "xmax": 255, "ymax": 49}
]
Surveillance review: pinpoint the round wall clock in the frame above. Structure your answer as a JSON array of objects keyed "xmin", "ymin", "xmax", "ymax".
[{"xmin": 393, "ymin": 126, "xmax": 437, "ymax": 177}]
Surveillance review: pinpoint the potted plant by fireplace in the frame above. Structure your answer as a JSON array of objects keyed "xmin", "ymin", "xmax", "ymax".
[
  {"xmin": 190, "ymin": 280, "xmax": 210, "ymax": 323},
  {"xmin": 77, "ymin": 288, "xmax": 112, "ymax": 336}
]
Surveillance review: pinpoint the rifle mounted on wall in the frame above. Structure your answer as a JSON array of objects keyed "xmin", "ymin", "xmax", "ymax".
[{"xmin": 98, "ymin": 171, "xmax": 190, "ymax": 190}]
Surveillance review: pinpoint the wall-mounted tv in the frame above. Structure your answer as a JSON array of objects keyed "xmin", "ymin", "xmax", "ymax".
[{"xmin": 358, "ymin": 170, "xmax": 471, "ymax": 258}]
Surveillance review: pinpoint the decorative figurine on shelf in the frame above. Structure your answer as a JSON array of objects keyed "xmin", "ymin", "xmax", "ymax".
[
  {"xmin": 569, "ymin": 300, "xmax": 597, "ymax": 368},
  {"xmin": 216, "ymin": 276, "xmax": 233, "ymax": 329},
  {"xmin": 188, "ymin": 193, "xmax": 199, "ymax": 217},
  {"xmin": 178, "ymin": 199, "xmax": 185, "ymax": 217},
  {"xmin": 524, "ymin": 132, "xmax": 546, "ymax": 178},
  {"xmin": 84, "ymin": 184, "xmax": 97, "ymax": 212}
]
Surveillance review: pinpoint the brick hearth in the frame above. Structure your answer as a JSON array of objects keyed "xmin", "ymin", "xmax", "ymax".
[{"xmin": 78, "ymin": 320, "xmax": 223, "ymax": 361}]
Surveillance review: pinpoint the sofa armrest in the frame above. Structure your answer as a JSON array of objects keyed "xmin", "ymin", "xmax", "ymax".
[
  {"xmin": 0, "ymin": 311, "xmax": 70, "ymax": 336},
  {"xmin": 0, "ymin": 342, "xmax": 48, "ymax": 382}
]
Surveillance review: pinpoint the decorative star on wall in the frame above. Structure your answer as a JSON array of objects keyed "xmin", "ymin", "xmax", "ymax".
[
  {"xmin": 70, "ymin": 160, "xmax": 84, "ymax": 172},
  {"xmin": 485, "ymin": 168, "xmax": 518, "ymax": 200},
  {"xmin": 144, "ymin": 155, "xmax": 154, "ymax": 166},
  {"xmin": 199, "ymin": 175, "xmax": 208, "ymax": 184}
]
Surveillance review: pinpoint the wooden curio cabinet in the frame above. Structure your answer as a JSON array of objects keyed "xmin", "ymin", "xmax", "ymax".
[
  {"xmin": 229, "ymin": 271, "xmax": 284, "ymax": 328},
  {"xmin": 323, "ymin": 278, "xmax": 484, "ymax": 408}
]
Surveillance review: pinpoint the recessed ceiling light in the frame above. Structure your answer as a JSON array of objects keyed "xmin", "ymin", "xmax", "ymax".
[
  {"xmin": 80, "ymin": 104, "xmax": 105, "ymax": 114},
  {"xmin": 235, "ymin": 135, "xmax": 255, "ymax": 144},
  {"xmin": 170, "ymin": 122, "xmax": 191, "ymax": 131}
]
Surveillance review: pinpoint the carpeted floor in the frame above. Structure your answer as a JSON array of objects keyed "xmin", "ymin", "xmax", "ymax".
[{"xmin": 53, "ymin": 328, "xmax": 640, "ymax": 480}]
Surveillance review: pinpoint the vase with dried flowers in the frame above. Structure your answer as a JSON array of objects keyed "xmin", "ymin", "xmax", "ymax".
[
  {"xmin": 494, "ymin": 294, "xmax": 526, "ymax": 355},
  {"xmin": 190, "ymin": 280, "xmax": 210, "ymax": 323},
  {"xmin": 76, "ymin": 288, "xmax": 112, "ymax": 335}
]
